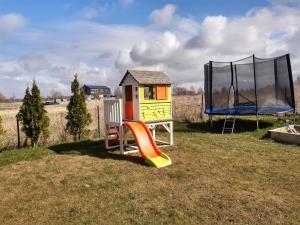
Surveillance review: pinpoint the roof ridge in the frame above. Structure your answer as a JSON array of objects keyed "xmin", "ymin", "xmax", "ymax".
[
  {"xmin": 119, "ymin": 70, "xmax": 171, "ymax": 86},
  {"xmin": 128, "ymin": 69, "xmax": 165, "ymax": 72}
]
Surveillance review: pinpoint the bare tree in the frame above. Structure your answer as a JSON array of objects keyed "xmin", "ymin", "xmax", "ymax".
[
  {"xmin": 197, "ymin": 87, "xmax": 204, "ymax": 95},
  {"xmin": 190, "ymin": 86, "xmax": 196, "ymax": 96},
  {"xmin": 173, "ymin": 86, "xmax": 197, "ymax": 96},
  {"xmin": 0, "ymin": 91, "xmax": 7, "ymax": 103},
  {"xmin": 10, "ymin": 93, "xmax": 17, "ymax": 102},
  {"xmin": 113, "ymin": 87, "xmax": 122, "ymax": 99},
  {"xmin": 50, "ymin": 89, "xmax": 64, "ymax": 99},
  {"xmin": 173, "ymin": 87, "xmax": 187, "ymax": 96}
]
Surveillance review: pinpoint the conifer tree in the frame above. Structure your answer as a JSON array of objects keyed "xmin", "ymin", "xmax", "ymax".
[
  {"xmin": 17, "ymin": 82, "xmax": 50, "ymax": 147},
  {"xmin": 66, "ymin": 74, "xmax": 92, "ymax": 141},
  {"xmin": 17, "ymin": 87, "xmax": 32, "ymax": 145}
]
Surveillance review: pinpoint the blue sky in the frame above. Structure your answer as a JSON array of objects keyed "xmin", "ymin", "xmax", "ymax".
[
  {"xmin": 0, "ymin": 0, "xmax": 270, "ymax": 25},
  {"xmin": 0, "ymin": 0, "xmax": 299, "ymax": 97}
]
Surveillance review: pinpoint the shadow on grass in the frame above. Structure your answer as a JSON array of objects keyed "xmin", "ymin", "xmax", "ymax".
[
  {"xmin": 175, "ymin": 118, "xmax": 275, "ymax": 134},
  {"xmin": 49, "ymin": 139, "xmax": 145, "ymax": 166}
]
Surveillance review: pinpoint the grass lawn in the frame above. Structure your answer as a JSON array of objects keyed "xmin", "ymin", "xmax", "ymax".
[{"xmin": 0, "ymin": 117, "xmax": 299, "ymax": 225}]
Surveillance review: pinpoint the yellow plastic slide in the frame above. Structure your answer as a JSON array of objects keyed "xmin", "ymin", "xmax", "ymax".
[{"xmin": 124, "ymin": 121, "xmax": 172, "ymax": 168}]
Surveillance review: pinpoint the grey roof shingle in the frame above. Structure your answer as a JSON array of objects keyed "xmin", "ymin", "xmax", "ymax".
[{"xmin": 119, "ymin": 70, "xmax": 171, "ymax": 86}]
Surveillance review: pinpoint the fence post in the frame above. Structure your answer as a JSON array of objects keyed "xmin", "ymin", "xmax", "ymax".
[
  {"xmin": 16, "ymin": 116, "xmax": 20, "ymax": 149},
  {"xmin": 200, "ymin": 94, "xmax": 204, "ymax": 120},
  {"xmin": 97, "ymin": 105, "xmax": 101, "ymax": 138}
]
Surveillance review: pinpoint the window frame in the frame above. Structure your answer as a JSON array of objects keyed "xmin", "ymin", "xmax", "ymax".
[
  {"xmin": 156, "ymin": 85, "xmax": 168, "ymax": 100},
  {"xmin": 144, "ymin": 85, "xmax": 155, "ymax": 100}
]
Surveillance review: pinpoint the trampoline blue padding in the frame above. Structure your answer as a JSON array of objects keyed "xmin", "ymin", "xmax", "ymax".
[{"xmin": 205, "ymin": 105, "xmax": 294, "ymax": 115}]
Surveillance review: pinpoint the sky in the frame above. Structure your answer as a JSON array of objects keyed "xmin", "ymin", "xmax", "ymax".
[{"xmin": 0, "ymin": 0, "xmax": 300, "ymax": 97}]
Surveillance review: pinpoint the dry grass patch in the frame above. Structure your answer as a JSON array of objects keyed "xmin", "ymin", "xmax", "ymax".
[
  {"xmin": 0, "ymin": 95, "xmax": 207, "ymax": 150},
  {"xmin": 0, "ymin": 119, "xmax": 299, "ymax": 224},
  {"xmin": 0, "ymin": 100, "xmax": 104, "ymax": 150}
]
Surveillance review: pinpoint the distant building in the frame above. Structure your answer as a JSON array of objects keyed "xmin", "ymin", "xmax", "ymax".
[
  {"xmin": 82, "ymin": 85, "xmax": 111, "ymax": 99},
  {"xmin": 44, "ymin": 98, "xmax": 67, "ymax": 105}
]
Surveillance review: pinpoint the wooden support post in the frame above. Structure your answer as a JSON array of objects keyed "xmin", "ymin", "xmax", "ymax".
[
  {"xmin": 200, "ymin": 94, "xmax": 204, "ymax": 120},
  {"xmin": 124, "ymin": 125, "xmax": 128, "ymax": 145},
  {"xmin": 152, "ymin": 126, "xmax": 156, "ymax": 141},
  {"xmin": 170, "ymin": 121, "xmax": 173, "ymax": 146},
  {"xmin": 105, "ymin": 125, "xmax": 109, "ymax": 149},
  {"xmin": 97, "ymin": 105, "xmax": 101, "ymax": 138},
  {"xmin": 119, "ymin": 125, "xmax": 124, "ymax": 154},
  {"xmin": 16, "ymin": 116, "xmax": 20, "ymax": 149}
]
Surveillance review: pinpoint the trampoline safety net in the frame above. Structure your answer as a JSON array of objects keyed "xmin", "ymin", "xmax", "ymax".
[{"xmin": 204, "ymin": 54, "xmax": 295, "ymax": 115}]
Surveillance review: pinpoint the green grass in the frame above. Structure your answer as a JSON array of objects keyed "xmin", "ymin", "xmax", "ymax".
[
  {"xmin": 0, "ymin": 117, "xmax": 299, "ymax": 225},
  {"xmin": 0, "ymin": 147, "xmax": 54, "ymax": 167}
]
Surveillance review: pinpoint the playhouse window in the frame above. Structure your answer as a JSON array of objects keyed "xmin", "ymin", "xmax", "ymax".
[
  {"xmin": 156, "ymin": 85, "xmax": 167, "ymax": 100},
  {"xmin": 144, "ymin": 85, "xmax": 155, "ymax": 100}
]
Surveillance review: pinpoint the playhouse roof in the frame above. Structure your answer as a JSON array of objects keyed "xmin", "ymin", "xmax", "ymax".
[{"xmin": 119, "ymin": 70, "xmax": 171, "ymax": 86}]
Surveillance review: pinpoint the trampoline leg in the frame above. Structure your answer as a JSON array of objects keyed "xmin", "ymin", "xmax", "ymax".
[
  {"xmin": 209, "ymin": 115, "xmax": 213, "ymax": 129},
  {"xmin": 293, "ymin": 110, "xmax": 296, "ymax": 125},
  {"xmin": 256, "ymin": 114, "xmax": 259, "ymax": 130}
]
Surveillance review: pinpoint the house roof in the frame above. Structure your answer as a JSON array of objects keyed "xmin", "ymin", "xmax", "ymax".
[
  {"xmin": 83, "ymin": 85, "xmax": 110, "ymax": 89},
  {"xmin": 119, "ymin": 70, "xmax": 171, "ymax": 86}
]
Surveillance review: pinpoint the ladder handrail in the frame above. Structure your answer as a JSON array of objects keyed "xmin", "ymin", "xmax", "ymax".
[{"xmin": 104, "ymin": 98, "xmax": 123, "ymax": 126}]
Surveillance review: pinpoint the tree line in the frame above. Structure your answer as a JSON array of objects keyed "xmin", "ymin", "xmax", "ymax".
[
  {"xmin": 113, "ymin": 85, "xmax": 204, "ymax": 98},
  {"xmin": 0, "ymin": 74, "xmax": 91, "ymax": 149},
  {"xmin": 172, "ymin": 86, "xmax": 203, "ymax": 96},
  {"xmin": 0, "ymin": 89, "xmax": 68, "ymax": 103}
]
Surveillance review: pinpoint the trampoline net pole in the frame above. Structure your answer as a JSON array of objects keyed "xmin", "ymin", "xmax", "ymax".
[
  {"xmin": 234, "ymin": 64, "xmax": 239, "ymax": 106},
  {"xmin": 274, "ymin": 58, "xmax": 279, "ymax": 105},
  {"xmin": 286, "ymin": 54, "xmax": 296, "ymax": 113},
  {"xmin": 204, "ymin": 53, "xmax": 295, "ymax": 119},
  {"xmin": 252, "ymin": 54, "xmax": 259, "ymax": 130},
  {"xmin": 209, "ymin": 61, "xmax": 213, "ymax": 115}
]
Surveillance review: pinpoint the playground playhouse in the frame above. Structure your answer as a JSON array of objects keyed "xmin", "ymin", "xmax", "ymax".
[{"xmin": 104, "ymin": 70, "xmax": 173, "ymax": 168}]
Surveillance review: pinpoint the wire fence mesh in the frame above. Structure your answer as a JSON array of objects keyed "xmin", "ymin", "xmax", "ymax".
[
  {"xmin": 0, "ymin": 96, "xmax": 206, "ymax": 151},
  {"xmin": 1, "ymin": 88, "xmax": 299, "ymax": 151}
]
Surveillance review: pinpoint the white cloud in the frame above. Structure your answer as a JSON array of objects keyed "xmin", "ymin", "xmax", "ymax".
[
  {"xmin": 0, "ymin": 13, "xmax": 26, "ymax": 39},
  {"xmin": 130, "ymin": 32, "xmax": 180, "ymax": 64},
  {"xmin": 20, "ymin": 54, "xmax": 50, "ymax": 72},
  {"xmin": 271, "ymin": 0, "xmax": 300, "ymax": 5},
  {"xmin": 81, "ymin": 6, "xmax": 108, "ymax": 20},
  {"xmin": 1, "ymin": 3, "xmax": 300, "ymax": 97},
  {"xmin": 187, "ymin": 15, "xmax": 227, "ymax": 48},
  {"xmin": 0, "ymin": 20, "xmax": 160, "ymax": 97},
  {"xmin": 119, "ymin": 0, "xmax": 135, "ymax": 8},
  {"xmin": 116, "ymin": 4, "xmax": 300, "ymax": 88},
  {"xmin": 115, "ymin": 49, "xmax": 134, "ymax": 70},
  {"xmin": 149, "ymin": 4, "xmax": 176, "ymax": 28},
  {"xmin": 175, "ymin": 17, "xmax": 200, "ymax": 36}
]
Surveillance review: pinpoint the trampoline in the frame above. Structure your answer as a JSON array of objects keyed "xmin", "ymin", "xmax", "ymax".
[{"xmin": 204, "ymin": 54, "xmax": 296, "ymax": 128}]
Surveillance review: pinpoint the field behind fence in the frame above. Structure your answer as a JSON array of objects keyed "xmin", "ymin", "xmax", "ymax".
[
  {"xmin": 1, "ymin": 89, "xmax": 299, "ymax": 151},
  {"xmin": 0, "ymin": 100, "xmax": 104, "ymax": 150},
  {"xmin": 0, "ymin": 95, "xmax": 205, "ymax": 150}
]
